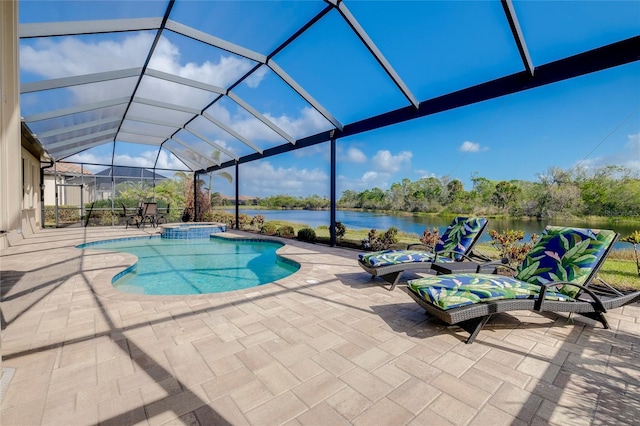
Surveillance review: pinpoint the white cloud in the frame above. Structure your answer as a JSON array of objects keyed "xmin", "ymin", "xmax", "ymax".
[
  {"xmin": 577, "ymin": 132, "xmax": 640, "ymax": 172},
  {"xmin": 204, "ymin": 104, "xmax": 332, "ymax": 144},
  {"xmin": 458, "ymin": 141, "xmax": 488, "ymax": 152},
  {"xmin": 264, "ymin": 107, "xmax": 332, "ymax": 139},
  {"xmin": 156, "ymin": 150, "xmax": 191, "ymax": 170},
  {"xmin": 372, "ymin": 150, "xmax": 412, "ymax": 173},
  {"xmin": 336, "ymin": 171, "xmax": 391, "ymax": 193},
  {"xmin": 415, "ymin": 169, "xmax": 436, "ymax": 179},
  {"xmin": 362, "ymin": 171, "xmax": 381, "ymax": 183},
  {"xmin": 238, "ymin": 161, "xmax": 329, "ymax": 197},
  {"xmin": 345, "ymin": 147, "xmax": 367, "ymax": 163},
  {"xmin": 245, "ymin": 66, "xmax": 269, "ymax": 88},
  {"xmin": 67, "ymin": 147, "xmax": 186, "ymax": 172},
  {"xmin": 21, "ymin": 33, "xmax": 154, "ymax": 78}
]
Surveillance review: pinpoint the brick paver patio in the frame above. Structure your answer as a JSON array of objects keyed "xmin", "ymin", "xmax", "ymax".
[{"xmin": 1, "ymin": 227, "xmax": 639, "ymax": 425}]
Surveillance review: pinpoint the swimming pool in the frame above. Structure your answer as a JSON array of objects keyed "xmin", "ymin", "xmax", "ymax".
[{"xmin": 79, "ymin": 236, "xmax": 299, "ymax": 295}]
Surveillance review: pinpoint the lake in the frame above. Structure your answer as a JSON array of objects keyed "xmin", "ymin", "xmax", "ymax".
[{"xmin": 227, "ymin": 208, "xmax": 639, "ymax": 245}]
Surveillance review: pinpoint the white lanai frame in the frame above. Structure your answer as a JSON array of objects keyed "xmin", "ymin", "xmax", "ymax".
[
  {"xmin": 16, "ymin": 0, "xmax": 640, "ymax": 240},
  {"xmin": 18, "ymin": 4, "xmax": 353, "ymax": 171}
]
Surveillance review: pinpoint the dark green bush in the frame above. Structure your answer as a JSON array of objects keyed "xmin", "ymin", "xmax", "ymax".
[
  {"xmin": 276, "ymin": 225, "xmax": 295, "ymax": 238},
  {"xmin": 361, "ymin": 226, "xmax": 399, "ymax": 251},
  {"xmin": 297, "ymin": 228, "xmax": 316, "ymax": 243},
  {"xmin": 260, "ymin": 222, "xmax": 278, "ymax": 235}
]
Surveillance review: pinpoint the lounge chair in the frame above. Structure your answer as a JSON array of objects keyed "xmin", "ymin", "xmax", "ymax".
[
  {"xmin": 407, "ymin": 226, "xmax": 640, "ymax": 344},
  {"xmin": 358, "ymin": 217, "xmax": 489, "ymax": 291}
]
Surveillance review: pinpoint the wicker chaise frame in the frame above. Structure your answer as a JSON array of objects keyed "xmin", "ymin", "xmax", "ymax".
[
  {"xmin": 407, "ymin": 231, "xmax": 640, "ymax": 343},
  {"xmin": 359, "ymin": 219, "xmax": 489, "ymax": 291},
  {"xmin": 407, "ymin": 283, "xmax": 640, "ymax": 344},
  {"xmin": 359, "ymin": 250, "xmax": 488, "ymax": 291}
]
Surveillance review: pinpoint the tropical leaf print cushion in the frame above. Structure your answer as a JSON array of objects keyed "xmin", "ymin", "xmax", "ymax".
[
  {"xmin": 359, "ymin": 250, "xmax": 454, "ymax": 267},
  {"xmin": 409, "ymin": 273, "xmax": 570, "ymax": 310},
  {"xmin": 408, "ymin": 227, "xmax": 617, "ymax": 309},
  {"xmin": 435, "ymin": 217, "xmax": 488, "ymax": 261},
  {"xmin": 514, "ymin": 227, "xmax": 617, "ymax": 298},
  {"xmin": 359, "ymin": 217, "xmax": 487, "ymax": 267}
]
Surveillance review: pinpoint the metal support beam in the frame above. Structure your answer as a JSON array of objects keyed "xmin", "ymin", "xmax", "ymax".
[
  {"xmin": 335, "ymin": 1, "xmax": 419, "ymax": 108},
  {"xmin": 210, "ymin": 35, "xmax": 639, "ymax": 172},
  {"xmin": 170, "ymin": 137, "xmax": 215, "ymax": 169},
  {"xmin": 36, "ymin": 116, "xmax": 122, "ymax": 139},
  {"xmin": 330, "ymin": 131, "xmax": 337, "ymax": 247},
  {"xmin": 235, "ymin": 162, "xmax": 239, "ymax": 230},
  {"xmin": 20, "ymin": 68, "xmax": 142, "ymax": 93},
  {"xmin": 501, "ymin": 0, "xmax": 535, "ymax": 76},
  {"xmin": 23, "ymin": 97, "xmax": 130, "ymax": 122},
  {"xmin": 19, "ymin": 17, "xmax": 162, "ymax": 38},
  {"xmin": 193, "ymin": 172, "xmax": 198, "ymax": 222}
]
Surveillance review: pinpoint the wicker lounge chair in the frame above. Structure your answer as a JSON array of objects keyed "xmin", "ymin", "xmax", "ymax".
[
  {"xmin": 358, "ymin": 217, "xmax": 489, "ymax": 290},
  {"xmin": 407, "ymin": 226, "xmax": 640, "ymax": 344}
]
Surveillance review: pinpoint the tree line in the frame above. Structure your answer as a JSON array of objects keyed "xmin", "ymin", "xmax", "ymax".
[
  {"xmin": 90, "ymin": 164, "xmax": 639, "ymax": 220},
  {"xmin": 338, "ymin": 165, "xmax": 640, "ymax": 218}
]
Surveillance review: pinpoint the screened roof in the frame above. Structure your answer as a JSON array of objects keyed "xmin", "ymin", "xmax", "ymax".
[{"xmin": 19, "ymin": 0, "xmax": 640, "ymax": 175}]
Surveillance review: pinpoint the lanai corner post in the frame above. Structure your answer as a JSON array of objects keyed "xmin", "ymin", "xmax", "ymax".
[
  {"xmin": 330, "ymin": 129, "xmax": 337, "ymax": 247},
  {"xmin": 235, "ymin": 161, "xmax": 239, "ymax": 231}
]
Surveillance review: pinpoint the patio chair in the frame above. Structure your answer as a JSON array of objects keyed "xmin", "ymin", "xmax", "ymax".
[
  {"xmin": 140, "ymin": 202, "xmax": 158, "ymax": 228},
  {"xmin": 358, "ymin": 217, "xmax": 489, "ymax": 290},
  {"xmin": 407, "ymin": 226, "xmax": 640, "ymax": 344},
  {"xmin": 121, "ymin": 202, "xmax": 142, "ymax": 229}
]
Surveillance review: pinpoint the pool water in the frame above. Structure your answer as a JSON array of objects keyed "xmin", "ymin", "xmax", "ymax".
[{"xmin": 82, "ymin": 236, "xmax": 299, "ymax": 295}]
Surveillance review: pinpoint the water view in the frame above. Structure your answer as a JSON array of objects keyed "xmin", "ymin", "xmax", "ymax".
[{"xmin": 228, "ymin": 208, "xmax": 638, "ymax": 246}]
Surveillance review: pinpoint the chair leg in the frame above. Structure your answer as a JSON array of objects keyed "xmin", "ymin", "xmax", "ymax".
[
  {"xmin": 580, "ymin": 312, "xmax": 610, "ymax": 329},
  {"xmin": 458, "ymin": 315, "xmax": 492, "ymax": 344},
  {"xmin": 380, "ymin": 272, "xmax": 402, "ymax": 291}
]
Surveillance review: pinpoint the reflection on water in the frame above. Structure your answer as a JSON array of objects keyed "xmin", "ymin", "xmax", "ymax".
[{"xmin": 228, "ymin": 209, "xmax": 639, "ymax": 246}]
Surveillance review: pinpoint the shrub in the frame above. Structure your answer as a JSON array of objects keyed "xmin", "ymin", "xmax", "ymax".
[
  {"xmin": 420, "ymin": 227, "xmax": 440, "ymax": 249},
  {"xmin": 621, "ymin": 230, "xmax": 640, "ymax": 276},
  {"xmin": 44, "ymin": 205, "xmax": 80, "ymax": 223},
  {"xmin": 361, "ymin": 227, "xmax": 399, "ymax": 251},
  {"xmin": 334, "ymin": 221, "xmax": 347, "ymax": 241},
  {"xmin": 297, "ymin": 228, "xmax": 316, "ymax": 243},
  {"xmin": 97, "ymin": 210, "xmax": 118, "ymax": 226},
  {"xmin": 249, "ymin": 214, "xmax": 265, "ymax": 231},
  {"xmin": 238, "ymin": 213, "xmax": 251, "ymax": 230},
  {"xmin": 276, "ymin": 225, "xmax": 295, "ymax": 238},
  {"xmin": 260, "ymin": 222, "xmax": 278, "ymax": 235},
  {"xmin": 488, "ymin": 229, "xmax": 538, "ymax": 268}
]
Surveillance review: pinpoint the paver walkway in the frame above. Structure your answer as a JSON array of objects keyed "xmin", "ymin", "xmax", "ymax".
[{"xmin": 1, "ymin": 227, "xmax": 639, "ymax": 425}]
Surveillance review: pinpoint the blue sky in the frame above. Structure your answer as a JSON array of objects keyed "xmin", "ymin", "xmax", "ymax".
[{"xmin": 19, "ymin": 0, "xmax": 640, "ymax": 198}]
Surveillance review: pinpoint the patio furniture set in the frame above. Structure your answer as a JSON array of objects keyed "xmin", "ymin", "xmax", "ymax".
[
  {"xmin": 358, "ymin": 217, "xmax": 640, "ymax": 344},
  {"xmin": 122, "ymin": 202, "xmax": 169, "ymax": 229}
]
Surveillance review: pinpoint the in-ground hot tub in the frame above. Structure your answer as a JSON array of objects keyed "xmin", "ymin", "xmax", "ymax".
[{"xmin": 160, "ymin": 222, "xmax": 226, "ymax": 239}]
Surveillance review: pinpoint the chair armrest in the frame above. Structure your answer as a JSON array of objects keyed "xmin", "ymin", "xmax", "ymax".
[
  {"xmin": 535, "ymin": 281, "xmax": 606, "ymax": 312},
  {"xmin": 406, "ymin": 243, "xmax": 434, "ymax": 251},
  {"xmin": 467, "ymin": 250, "xmax": 493, "ymax": 262},
  {"xmin": 436, "ymin": 251, "xmax": 506, "ymax": 265}
]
